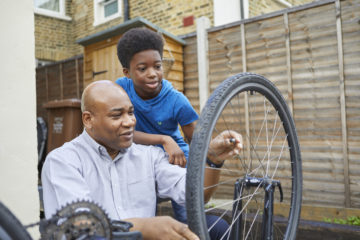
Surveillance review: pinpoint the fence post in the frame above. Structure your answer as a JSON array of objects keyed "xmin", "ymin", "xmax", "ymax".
[
  {"xmin": 59, "ymin": 63, "xmax": 63, "ymax": 100},
  {"xmin": 196, "ymin": 16, "xmax": 210, "ymax": 112},
  {"xmin": 240, "ymin": 23, "xmax": 251, "ymax": 162},
  {"xmin": 75, "ymin": 58, "xmax": 80, "ymax": 99},
  {"xmin": 335, "ymin": 0, "xmax": 350, "ymax": 208},
  {"xmin": 283, "ymin": 12, "xmax": 294, "ymax": 115}
]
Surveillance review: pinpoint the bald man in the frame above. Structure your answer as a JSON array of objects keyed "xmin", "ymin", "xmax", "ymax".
[{"xmin": 41, "ymin": 80, "xmax": 242, "ymax": 239}]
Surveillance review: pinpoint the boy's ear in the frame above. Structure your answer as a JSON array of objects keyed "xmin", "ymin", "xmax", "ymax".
[{"xmin": 123, "ymin": 68, "xmax": 130, "ymax": 78}]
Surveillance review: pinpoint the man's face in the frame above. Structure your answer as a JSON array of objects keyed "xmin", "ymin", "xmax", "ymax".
[
  {"xmin": 123, "ymin": 49, "xmax": 163, "ymax": 100},
  {"xmin": 90, "ymin": 91, "xmax": 136, "ymax": 151}
]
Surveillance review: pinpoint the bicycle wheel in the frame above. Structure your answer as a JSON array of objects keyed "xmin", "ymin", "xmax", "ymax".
[
  {"xmin": 186, "ymin": 73, "xmax": 302, "ymax": 240},
  {"xmin": 0, "ymin": 201, "xmax": 32, "ymax": 240}
]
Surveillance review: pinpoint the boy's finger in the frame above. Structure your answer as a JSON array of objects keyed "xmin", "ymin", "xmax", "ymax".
[
  {"xmin": 182, "ymin": 157, "xmax": 187, "ymax": 167},
  {"xmin": 169, "ymin": 156, "xmax": 175, "ymax": 164}
]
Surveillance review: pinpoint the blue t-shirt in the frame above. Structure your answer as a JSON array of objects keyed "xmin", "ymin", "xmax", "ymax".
[{"xmin": 116, "ymin": 77, "xmax": 198, "ymax": 158}]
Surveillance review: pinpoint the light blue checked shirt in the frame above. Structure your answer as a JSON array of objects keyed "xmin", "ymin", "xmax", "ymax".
[{"xmin": 41, "ymin": 130, "xmax": 186, "ymax": 220}]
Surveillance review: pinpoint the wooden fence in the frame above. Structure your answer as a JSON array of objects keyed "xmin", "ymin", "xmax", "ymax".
[
  {"xmin": 35, "ymin": 0, "xmax": 359, "ymax": 219},
  {"xmin": 183, "ymin": 0, "xmax": 360, "ymax": 212},
  {"xmin": 36, "ymin": 55, "xmax": 84, "ymax": 123}
]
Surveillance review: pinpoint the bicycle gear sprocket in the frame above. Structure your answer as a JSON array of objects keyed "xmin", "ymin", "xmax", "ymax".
[{"xmin": 41, "ymin": 200, "xmax": 111, "ymax": 240}]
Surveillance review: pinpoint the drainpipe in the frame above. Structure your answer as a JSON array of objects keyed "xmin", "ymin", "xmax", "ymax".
[
  {"xmin": 240, "ymin": 0, "xmax": 244, "ymax": 20},
  {"xmin": 123, "ymin": 0, "xmax": 129, "ymax": 21}
]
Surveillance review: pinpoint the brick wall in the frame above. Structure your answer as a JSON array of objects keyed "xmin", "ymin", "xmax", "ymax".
[
  {"xmin": 250, "ymin": 0, "xmax": 312, "ymax": 17},
  {"xmin": 130, "ymin": 0, "xmax": 214, "ymax": 36},
  {"xmin": 34, "ymin": 0, "xmax": 76, "ymax": 61},
  {"xmin": 35, "ymin": 0, "xmax": 313, "ymax": 62}
]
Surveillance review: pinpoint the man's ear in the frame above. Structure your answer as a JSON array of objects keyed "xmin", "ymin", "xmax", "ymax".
[
  {"xmin": 82, "ymin": 111, "xmax": 93, "ymax": 130},
  {"xmin": 123, "ymin": 68, "xmax": 130, "ymax": 78}
]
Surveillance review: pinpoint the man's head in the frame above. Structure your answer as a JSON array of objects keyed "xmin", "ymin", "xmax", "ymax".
[
  {"xmin": 117, "ymin": 28, "xmax": 164, "ymax": 100},
  {"xmin": 81, "ymin": 80, "xmax": 136, "ymax": 156}
]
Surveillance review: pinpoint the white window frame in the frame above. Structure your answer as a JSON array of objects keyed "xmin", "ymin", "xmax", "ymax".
[
  {"xmin": 34, "ymin": 0, "xmax": 71, "ymax": 21},
  {"xmin": 93, "ymin": 0, "xmax": 122, "ymax": 26}
]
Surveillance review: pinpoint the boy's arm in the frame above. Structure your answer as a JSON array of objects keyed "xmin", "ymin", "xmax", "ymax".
[
  {"xmin": 134, "ymin": 131, "xmax": 187, "ymax": 167},
  {"xmin": 180, "ymin": 121, "xmax": 197, "ymax": 143}
]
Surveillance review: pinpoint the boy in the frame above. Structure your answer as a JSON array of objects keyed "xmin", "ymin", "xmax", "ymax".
[
  {"xmin": 116, "ymin": 28, "xmax": 196, "ymax": 168},
  {"xmin": 115, "ymin": 27, "xmax": 229, "ymax": 239}
]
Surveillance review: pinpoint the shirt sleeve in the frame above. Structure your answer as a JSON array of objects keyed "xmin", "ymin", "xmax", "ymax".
[
  {"xmin": 41, "ymin": 148, "xmax": 92, "ymax": 219},
  {"xmin": 115, "ymin": 77, "xmax": 128, "ymax": 90},
  {"xmin": 173, "ymin": 92, "xmax": 199, "ymax": 126},
  {"xmin": 152, "ymin": 146, "xmax": 186, "ymax": 206}
]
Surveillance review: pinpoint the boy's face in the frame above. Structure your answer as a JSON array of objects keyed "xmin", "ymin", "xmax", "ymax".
[{"xmin": 123, "ymin": 49, "xmax": 163, "ymax": 100}]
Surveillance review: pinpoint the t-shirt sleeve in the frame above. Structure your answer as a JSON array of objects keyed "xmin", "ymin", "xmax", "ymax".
[
  {"xmin": 115, "ymin": 77, "xmax": 128, "ymax": 90},
  {"xmin": 173, "ymin": 92, "xmax": 199, "ymax": 126}
]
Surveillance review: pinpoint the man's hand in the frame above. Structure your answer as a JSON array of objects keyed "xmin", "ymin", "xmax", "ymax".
[
  {"xmin": 162, "ymin": 136, "xmax": 187, "ymax": 167},
  {"xmin": 128, "ymin": 216, "xmax": 199, "ymax": 240},
  {"xmin": 208, "ymin": 130, "xmax": 243, "ymax": 164}
]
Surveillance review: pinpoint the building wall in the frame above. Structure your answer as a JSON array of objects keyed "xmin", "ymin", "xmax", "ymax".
[
  {"xmin": 35, "ymin": 14, "xmax": 76, "ymax": 61},
  {"xmin": 249, "ymin": 0, "xmax": 312, "ymax": 17},
  {"xmin": 0, "ymin": 0, "xmax": 39, "ymax": 238},
  {"xmin": 130, "ymin": 0, "xmax": 214, "ymax": 35},
  {"xmin": 34, "ymin": 0, "xmax": 313, "ymax": 62}
]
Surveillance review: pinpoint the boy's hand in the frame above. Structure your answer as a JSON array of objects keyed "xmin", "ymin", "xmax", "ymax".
[{"xmin": 162, "ymin": 136, "xmax": 187, "ymax": 167}]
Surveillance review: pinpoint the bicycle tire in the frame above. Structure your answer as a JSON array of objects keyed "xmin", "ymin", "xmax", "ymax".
[
  {"xmin": 0, "ymin": 201, "xmax": 32, "ymax": 240},
  {"xmin": 186, "ymin": 73, "xmax": 302, "ymax": 240}
]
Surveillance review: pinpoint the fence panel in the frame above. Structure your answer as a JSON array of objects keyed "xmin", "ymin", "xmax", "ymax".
[
  {"xmin": 183, "ymin": 0, "xmax": 360, "ymax": 210},
  {"xmin": 36, "ymin": 55, "xmax": 83, "ymax": 123}
]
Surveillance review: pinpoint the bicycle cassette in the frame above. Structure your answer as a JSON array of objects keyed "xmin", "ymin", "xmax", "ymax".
[{"xmin": 41, "ymin": 200, "xmax": 111, "ymax": 240}]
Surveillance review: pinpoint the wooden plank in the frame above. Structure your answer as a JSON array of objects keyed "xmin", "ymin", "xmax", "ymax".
[
  {"xmin": 196, "ymin": 17, "xmax": 210, "ymax": 111},
  {"xmin": 45, "ymin": 68, "xmax": 49, "ymax": 102},
  {"xmin": 75, "ymin": 58, "xmax": 80, "ymax": 99},
  {"xmin": 240, "ymin": 23, "xmax": 251, "ymax": 163},
  {"xmin": 335, "ymin": 0, "xmax": 350, "ymax": 208},
  {"xmin": 284, "ymin": 13, "xmax": 294, "ymax": 114},
  {"xmin": 59, "ymin": 63, "xmax": 64, "ymax": 99},
  {"xmin": 300, "ymin": 203, "xmax": 360, "ymax": 222}
]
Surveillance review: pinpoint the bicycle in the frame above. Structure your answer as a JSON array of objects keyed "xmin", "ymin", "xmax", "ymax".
[{"xmin": 186, "ymin": 73, "xmax": 302, "ymax": 240}]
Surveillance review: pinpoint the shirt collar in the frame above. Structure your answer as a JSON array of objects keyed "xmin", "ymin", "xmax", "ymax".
[{"xmin": 81, "ymin": 129, "xmax": 128, "ymax": 161}]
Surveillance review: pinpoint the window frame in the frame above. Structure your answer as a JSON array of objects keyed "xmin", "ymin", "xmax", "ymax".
[
  {"xmin": 93, "ymin": 0, "xmax": 122, "ymax": 26},
  {"xmin": 34, "ymin": 0, "xmax": 71, "ymax": 21}
]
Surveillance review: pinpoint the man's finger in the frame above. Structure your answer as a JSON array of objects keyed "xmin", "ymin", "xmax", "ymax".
[{"xmin": 176, "ymin": 223, "xmax": 199, "ymax": 240}]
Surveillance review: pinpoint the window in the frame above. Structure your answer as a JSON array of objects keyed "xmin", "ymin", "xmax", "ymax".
[
  {"xmin": 214, "ymin": 0, "xmax": 249, "ymax": 26},
  {"xmin": 94, "ymin": 0, "xmax": 122, "ymax": 26},
  {"xmin": 34, "ymin": 0, "xmax": 71, "ymax": 20}
]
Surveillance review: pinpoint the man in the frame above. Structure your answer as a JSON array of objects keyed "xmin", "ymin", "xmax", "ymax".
[{"xmin": 41, "ymin": 80, "xmax": 242, "ymax": 239}]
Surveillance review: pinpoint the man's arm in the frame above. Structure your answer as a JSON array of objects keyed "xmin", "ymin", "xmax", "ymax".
[
  {"xmin": 126, "ymin": 216, "xmax": 199, "ymax": 240},
  {"xmin": 41, "ymin": 149, "xmax": 92, "ymax": 218},
  {"xmin": 203, "ymin": 130, "xmax": 243, "ymax": 203}
]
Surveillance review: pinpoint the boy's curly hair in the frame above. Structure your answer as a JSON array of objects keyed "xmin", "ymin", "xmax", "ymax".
[{"xmin": 117, "ymin": 27, "xmax": 164, "ymax": 68}]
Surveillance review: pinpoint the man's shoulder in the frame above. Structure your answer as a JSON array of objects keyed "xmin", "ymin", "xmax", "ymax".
[
  {"xmin": 128, "ymin": 143, "xmax": 166, "ymax": 159},
  {"xmin": 46, "ymin": 136, "xmax": 83, "ymax": 161},
  {"xmin": 130, "ymin": 143, "xmax": 164, "ymax": 153}
]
